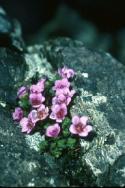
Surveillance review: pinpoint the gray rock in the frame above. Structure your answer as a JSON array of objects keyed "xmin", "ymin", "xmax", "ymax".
[
  {"xmin": 0, "ymin": 7, "xmax": 26, "ymax": 104},
  {"xmin": 30, "ymin": 4, "xmax": 112, "ymax": 53},
  {"xmin": 0, "ymin": 37, "xmax": 125, "ymax": 187},
  {"xmin": 0, "ymin": 48, "xmax": 26, "ymax": 105},
  {"xmin": 0, "ymin": 106, "xmax": 68, "ymax": 187},
  {"xmin": 24, "ymin": 45, "xmax": 55, "ymax": 82},
  {"xmin": 0, "ymin": 7, "xmax": 25, "ymax": 51},
  {"xmin": 116, "ymin": 29, "xmax": 125, "ymax": 65},
  {"xmin": 42, "ymin": 38, "xmax": 125, "ymax": 186},
  {"xmin": 0, "ymin": 45, "xmax": 68, "ymax": 187}
]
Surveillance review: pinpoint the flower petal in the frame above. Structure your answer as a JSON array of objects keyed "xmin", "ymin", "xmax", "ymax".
[
  {"xmin": 46, "ymin": 124, "xmax": 60, "ymax": 137},
  {"xmin": 12, "ymin": 107, "xmax": 23, "ymax": 121},
  {"xmin": 72, "ymin": 116, "xmax": 80, "ymax": 125},
  {"xmin": 21, "ymin": 126, "xmax": 28, "ymax": 133},
  {"xmin": 86, "ymin": 125, "xmax": 93, "ymax": 132},
  {"xmin": 79, "ymin": 131, "xmax": 88, "ymax": 137},
  {"xmin": 29, "ymin": 93, "xmax": 44, "ymax": 108},
  {"xmin": 66, "ymin": 97, "xmax": 71, "ymax": 105},
  {"xmin": 58, "ymin": 67, "xmax": 75, "ymax": 79},
  {"xmin": 79, "ymin": 125, "xmax": 92, "ymax": 137},
  {"xmin": 29, "ymin": 110, "xmax": 38, "ymax": 123},
  {"xmin": 80, "ymin": 116, "xmax": 89, "ymax": 125},
  {"xmin": 27, "ymin": 128, "xmax": 33, "ymax": 134},
  {"xmin": 54, "ymin": 104, "xmax": 60, "ymax": 113},
  {"xmin": 56, "ymin": 118, "xmax": 63, "ymax": 123},
  {"xmin": 70, "ymin": 89, "xmax": 76, "ymax": 97},
  {"xmin": 17, "ymin": 86, "xmax": 28, "ymax": 98},
  {"xmin": 20, "ymin": 117, "xmax": 28, "ymax": 126},
  {"xmin": 49, "ymin": 112, "xmax": 56, "ymax": 120},
  {"xmin": 37, "ymin": 105, "xmax": 49, "ymax": 120},
  {"xmin": 20, "ymin": 117, "xmax": 29, "ymax": 132},
  {"xmin": 38, "ymin": 104, "xmax": 45, "ymax": 111},
  {"xmin": 69, "ymin": 124, "xmax": 78, "ymax": 134},
  {"xmin": 37, "ymin": 79, "xmax": 45, "ymax": 91}
]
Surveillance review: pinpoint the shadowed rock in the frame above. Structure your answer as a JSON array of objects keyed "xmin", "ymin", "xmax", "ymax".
[
  {"xmin": 0, "ymin": 7, "xmax": 25, "ymax": 51},
  {"xmin": 42, "ymin": 38, "xmax": 125, "ymax": 186},
  {"xmin": 0, "ymin": 48, "xmax": 26, "ymax": 105},
  {"xmin": 0, "ymin": 37, "xmax": 125, "ymax": 186}
]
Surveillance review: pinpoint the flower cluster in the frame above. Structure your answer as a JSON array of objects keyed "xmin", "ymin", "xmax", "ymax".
[
  {"xmin": 12, "ymin": 66, "xmax": 93, "ymax": 158},
  {"xmin": 13, "ymin": 78, "xmax": 49, "ymax": 134},
  {"xmin": 47, "ymin": 70, "xmax": 76, "ymax": 137}
]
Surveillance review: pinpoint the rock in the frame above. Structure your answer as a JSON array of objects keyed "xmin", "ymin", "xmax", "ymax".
[
  {"xmin": 24, "ymin": 45, "xmax": 55, "ymax": 82},
  {"xmin": 0, "ymin": 44, "xmax": 68, "ymax": 187},
  {"xmin": 0, "ymin": 106, "xmax": 68, "ymax": 187},
  {"xmin": 116, "ymin": 29, "xmax": 125, "ymax": 65},
  {"xmin": 0, "ymin": 7, "xmax": 26, "ymax": 104},
  {"xmin": 0, "ymin": 7, "xmax": 25, "ymax": 51},
  {"xmin": 0, "ymin": 48, "xmax": 26, "ymax": 105},
  {"xmin": 31, "ymin": 5, "xmax": 112, "ymax": 53},
  {"xmin": 42, "ymin": 38, "xmax": 125, "ymax": 186},
  {"xmin": 0, "ymin": 37, "xmax": 125, "ymax": 187}
]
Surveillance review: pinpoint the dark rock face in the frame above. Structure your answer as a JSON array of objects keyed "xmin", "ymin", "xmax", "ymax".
[
  {"xmin": 0, "ymin": 106, "xmax": 68, "ymax": 187},
  {"xmin": 31, "ymin": 4, "xmax": 112, "ymax": 54},
  {"xmin": 0, "ymin": 7, "xmax": 25, "ymax": 51},
  {"xmin": 0, "ymin": 48, "xmax": 26, "ymax": 105},
  {"xmin": 0, "ymin": 7, "xmax": 26, "ymax": 105},
  {"xmin": 0, "ymin": 45, "xmax": 69, "ymax": 187},
  {"xmin": 0, "ymin": 34, "xmax": 125, "ymax": 186},
  {"xmin": 42, "ymin": 38, "xmax": 125, "ymax": 187}
]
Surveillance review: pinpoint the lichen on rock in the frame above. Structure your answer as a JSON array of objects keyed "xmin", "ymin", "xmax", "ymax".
[{"xmin": 0, "ymin": 13, "xmax": 125, "ymax": 186}]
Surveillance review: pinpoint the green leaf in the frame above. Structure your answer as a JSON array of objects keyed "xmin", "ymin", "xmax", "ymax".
[
  {"xmin": 62, "ymin": 118, "xmax": 71, "ymax": 137},
  {"xmin": 57, "ymin": 139, "xmax": 66, "ymax": 149},
  {"xmin": 18, "ymin": 95, "xmax": 30, "ymax": 109},
  {"xmin": 67, "ymin": 138, "xmax": 76, "ymax": 148},
  {"xmin": 23, "ymin": 110, "xmax": 29, "ymax": 117},
  {"xmin": 63, "ymin": 128, "xmax": 70, "ymax": 137},
  {"xmin": 50, "ymin": 142, "xmax": 56, "ymax": 149},
  {"xmin": 43, "ymin": 124, "xmax": 49, "ymax": 129},
  {"xmin": 39, "ymin": 140, "xmax": 48, "ymax": 152},
  {"xmin": 62, "ymin": 117, "xmax": 71, "ymax": 128},
  {"xmin": 51, "ymin": 149, "xmax": 62, "ymax": 158}
]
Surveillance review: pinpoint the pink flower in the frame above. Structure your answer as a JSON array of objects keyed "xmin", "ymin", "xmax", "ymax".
[
  {"xmin": 29, "ymin": 93, "xmax": 45, "ymax": 108},
  {"xmin": 62, "ymin": 88, "xmax": 75, "ymax": 97},
  {"xmin": 55, "ymin": 88, "xmax": 75, "ymax": 105},
  {"xmin": 30, "ymin": 84, "xmax": 41, "ymax": 94},
  {"xmin": 30, "ymin": 79, "xmax": 45, "ymax": 94},
  {"xmin": 28, "ymin": 110, "xmax": 39, "ymax": 123},
  {"xmin": 69, "ymin": 116, "xmax": 92, "ymax": 137},
  {"xmin": 17, "ymin": 86, "xmax": 28, "ymax": 99},
  {"xmin": 20, "ymin": 116, "xmax": 36, "ymax": 134},
  {"xmin": 64, "ymin": 89, "xmax": 75, "ymax": 105},
  {"xmin": 53, "ymin": 78, "xmax": 70, "ymax": 91},
  {"xmin": 37, "ymin": 104, "xmax": 49, "ymax": 120},
  {"xmin": 29, "ymin": 105, "xmax": 49, "ymax": 123},
  {"xmin": 46, "ymin": 123, "xmax": 60, "ymax": 137},
  {"xmin": 52, "ymin": 94, "xmax": 66, "ymax": 105},
  {"xmin": 58, "ymin": 67, "xmax": 75, "ymax": 79},
  {"xmin": 50, "ymin": 104, "xmax": 67, "ymax": 122},
  {"xmin": 37, "ymin": 79, "xmax": 45, "ymax": 91},
  {"xmin": 12, "ymin": 107, "xmax": 23, "ymax": 121}
]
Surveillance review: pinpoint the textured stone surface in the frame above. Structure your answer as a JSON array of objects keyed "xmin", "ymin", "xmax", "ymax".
[
  {"xmin": 0, "ymin": 44, "xmax": 68, "ymax": 187},
  {"xmin": 0, "ymin": 7, "xmax": 25, "ymax": 51},
  {"xmin": 0, "ymin": 37, "xmax": 125, "ymax": 187},
  {"xmin": 24, "ymin": 45, "xmax": 55, "ymax": 82},
  {"xmin": 0, "ymin": 7, "xmax": 26, "ymax": 105},
  {"xmin": 0, "ymin": 106, "xmax": 68, "ymax": 187},
  {"xmin": 31, "ymin": 4, "xmax": 112, "ymax": 54},
  {"xmin": 42, "ymin": 38, "xmax": 125, "ymax": 186},
  {"xmin": 0, "ymin": 48, "xmax": 26, "ymax": 105}
]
